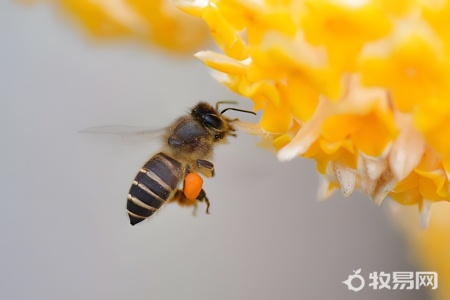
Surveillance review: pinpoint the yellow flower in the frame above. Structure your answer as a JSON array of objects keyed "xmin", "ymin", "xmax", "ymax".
[
  {"xmin": 360, "ymin": 33, "xmax": 450, "ymax": 112},
  {"xmin": 300, "ymin": 0, "xmax": 392, "ymax": 71},
  {"xmin": 392, "ymin": 201, "xmax": 450, "ymax": 299},
  {"xmin": 47, "ymin": 0, "xmax": 209, "ymax": 52},
  {"xmin": 178, "ymin": 0, "xmax": 450, "ymax": 227}
]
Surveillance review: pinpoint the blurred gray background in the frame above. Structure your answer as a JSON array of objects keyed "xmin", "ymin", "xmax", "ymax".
[{"xmin": 0, "ymin": 2, "xmax": 431, "ymax": 300}]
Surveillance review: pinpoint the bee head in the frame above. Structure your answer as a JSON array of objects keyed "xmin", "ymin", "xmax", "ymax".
[
  {"xmin": 191, "ymin": 101, "xmax": 256, "ymax": 141},
  {"xmin": 191, "ymin": 102, "xmax": 229, "ymax": 141}
]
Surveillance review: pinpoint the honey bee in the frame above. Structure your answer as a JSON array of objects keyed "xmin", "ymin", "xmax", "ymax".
[
  {"xmin": 83, "ymin": 101, "xmax": 255, "ymax": 226},
  {"xmin": 127, "ymin": 101, "xmax": 257, "ymax": 225}
]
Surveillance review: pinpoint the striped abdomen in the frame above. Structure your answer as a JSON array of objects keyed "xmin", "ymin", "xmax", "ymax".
[{"xmin": 127, "ymin": 152, "xmax": 184, "ymax": 225}]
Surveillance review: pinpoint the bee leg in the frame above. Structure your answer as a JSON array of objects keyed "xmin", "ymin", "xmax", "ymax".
[
  {"xmin": 197, "ymin": 159, "xmax": 215, "ymax": 177},
  {"xmin": 171, "ymin": 189, "xmax": 208, "ymax": 216},
  {"xmin": 166, "ymin": 189, "xmax": 182, "ymax": 205},
  {"xmin": 196, "ymin": 189, "xmax": 210, "ymax": 214}
]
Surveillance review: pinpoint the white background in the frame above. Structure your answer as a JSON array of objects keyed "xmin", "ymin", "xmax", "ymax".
[{"xmin": 0, "ymin": 2, "xmax": 431, "ymax": 299}]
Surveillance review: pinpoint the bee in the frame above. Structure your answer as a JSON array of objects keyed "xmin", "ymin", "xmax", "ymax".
[{"xmin": 84, "ymin": 101, "xmax": 255, "ymax": 226}]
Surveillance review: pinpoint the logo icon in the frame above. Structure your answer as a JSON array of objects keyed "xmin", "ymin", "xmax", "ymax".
[{"xmin": 343, "ymin": 268, "xmax": 365, "ymax": 292}]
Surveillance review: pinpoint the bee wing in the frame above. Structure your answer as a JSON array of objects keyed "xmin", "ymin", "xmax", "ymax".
[{"xmin": 80, "ymin": 125, "xmax": 166, "ymax": 143}]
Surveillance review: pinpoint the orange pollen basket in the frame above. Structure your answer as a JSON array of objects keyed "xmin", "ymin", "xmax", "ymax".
[{"xmin": 183, "ymin": 172, "xmax": 204, "ymax": 200}]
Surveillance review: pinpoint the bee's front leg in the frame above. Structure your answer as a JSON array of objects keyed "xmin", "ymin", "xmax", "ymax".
[{"xmin": 197, "ymin": 159, "xmax": 214, "ymax": 177}]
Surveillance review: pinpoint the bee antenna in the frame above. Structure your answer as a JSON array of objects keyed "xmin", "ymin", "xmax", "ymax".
[{"xmin": 220, "ymin": 107, "xmax": 257, "ymax": 116}]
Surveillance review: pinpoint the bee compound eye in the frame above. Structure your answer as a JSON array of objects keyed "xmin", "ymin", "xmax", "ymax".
[{"xmin": 202, "ymin": 114, "xmax": 223, "ymax": 130}]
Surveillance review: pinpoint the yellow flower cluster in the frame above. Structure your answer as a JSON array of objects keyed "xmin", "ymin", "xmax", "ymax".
[
  {"xmin": 177, "ymin": 0, "xmax": 450, "ymax": 226},
  {"xmin": 55, "ymin": 0, "xmax": 209, "ymax": 52}
]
